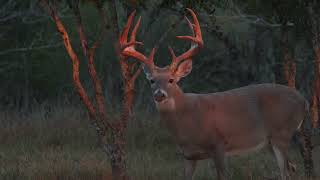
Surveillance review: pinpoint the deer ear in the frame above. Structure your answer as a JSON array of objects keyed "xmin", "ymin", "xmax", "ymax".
[
  {"xmin": 175, "ymin": 59, "xmax": 192, "ymax": 80},
  {"xmin": 143, "ymin": 65, "xmax": 152, "ymax": 80}
]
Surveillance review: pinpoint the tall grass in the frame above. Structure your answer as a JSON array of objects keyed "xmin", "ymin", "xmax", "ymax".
[{"xmin": 0, "ymin": 103, "xmax": 319, "ymax": 180}]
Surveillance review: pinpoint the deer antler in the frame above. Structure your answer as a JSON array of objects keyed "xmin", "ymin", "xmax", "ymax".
[
  {"xmin": 169, "ymin": 8, "xmax": 203, "ymax": 72},
  {"xmin": 120, "ymin": 11, "xmax": 156, "ymax": 71}
]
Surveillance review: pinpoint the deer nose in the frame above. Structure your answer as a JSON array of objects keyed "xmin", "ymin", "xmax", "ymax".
[{"xmin": 153, "ymin": 89, "xmax": 167, "ymax": 102}]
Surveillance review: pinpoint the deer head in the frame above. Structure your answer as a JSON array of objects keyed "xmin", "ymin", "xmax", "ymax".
[{"xmin": 120, "ymin": 9, "xmax": 203, "ymax": 107}]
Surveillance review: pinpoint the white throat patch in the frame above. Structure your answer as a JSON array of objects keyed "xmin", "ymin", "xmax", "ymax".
[{"xmin": 155, "ymin": 98, "xmax": 176, "ymax": 111}]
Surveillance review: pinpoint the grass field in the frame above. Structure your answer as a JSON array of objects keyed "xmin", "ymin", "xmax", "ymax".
[{"xmin": 0, "ymin": 104, "xmax": 319, "ymax": 180}]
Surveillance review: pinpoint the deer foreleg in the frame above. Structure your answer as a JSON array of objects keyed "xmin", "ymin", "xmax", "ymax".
[
  {"xmin": 184, "ymin": 159, "xmax": 197, "ymax": 180},
  {"xmin": 211, "ymin": 150, "xmax": 228, "ymax": 180}
]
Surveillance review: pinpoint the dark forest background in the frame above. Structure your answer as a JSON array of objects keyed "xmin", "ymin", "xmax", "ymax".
[
  {"xmin": 1, "ymin": 0, "xmax": 318, "ymax": 111},
  {"xmin": 0, "ymin": 0, "xmax": 319, "ymax": 179}
]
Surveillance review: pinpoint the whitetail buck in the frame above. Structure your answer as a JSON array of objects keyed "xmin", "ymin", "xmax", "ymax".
[{"xmin": 120, "ymin": 9, "xmax": 310, "ymax": 180}]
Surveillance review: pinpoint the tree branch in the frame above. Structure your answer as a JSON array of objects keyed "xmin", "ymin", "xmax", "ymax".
[
  {"xmin": 39, "ymin": 0, "xmax": 109, "ymax": 134},
  {"xmin": 0, "ymin": 43, "xmax": 63, "ymax": 56},
  {"xmin": 69, "ymin": 0, "xmax": 112, "ymax": 130}
]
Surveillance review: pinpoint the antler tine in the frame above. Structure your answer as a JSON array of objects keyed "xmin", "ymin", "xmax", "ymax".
[
  {"xmin": 120, "ymin": 10, "xmax": 136, "ymax": 46},
  {"xmin": 169, "ymin": 8, "xmax": 203, "ymax": 71},
  {"xmin": 120, "ymin": 11, "xmax": 156, "ymax": 70},
  {"xmin": 130, "ymin": 16, "xmax": 141, "ymax": 42},
  {"xmin": 147, "ymin": 48, "xmax": 156, "ymax": 67}
]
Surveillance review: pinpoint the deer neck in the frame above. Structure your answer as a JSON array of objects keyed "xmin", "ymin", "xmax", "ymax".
[
  {"xmin": 155, "ymin": 87, "xmax": 192, "ymax": 140},
  {"xmin": 155, "ymin": 86, "xmax": 185, "ymax": 114}
]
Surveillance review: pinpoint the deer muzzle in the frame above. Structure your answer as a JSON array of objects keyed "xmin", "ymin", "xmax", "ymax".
[{"xmin": 153, "ymin": 89, "xmax": 167, "ymax": 102}]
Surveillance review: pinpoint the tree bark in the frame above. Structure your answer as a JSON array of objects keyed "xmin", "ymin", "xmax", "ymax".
[
  {"xmin": 309, "ymin": 4, "xmax": 320, "ymax": 129},
  {"xmin": 279, "ymin": 22, "xmax": 315, "ymax": 177},
  {"xmin": 104, "ymin": 1, "xmax": 128, "ymax": 179},
  {"xmin": 281, "ymin": 26, "xmax": 296, "ymax": 88}
]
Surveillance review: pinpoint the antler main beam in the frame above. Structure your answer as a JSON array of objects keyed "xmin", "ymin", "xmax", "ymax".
[
  {"xmin": 169, "ymin": 8, "xmax": 203, "ymax": 71},
  {"xmin": 119, "ymin": 11, "xmax": 156, "ymax": 71}
]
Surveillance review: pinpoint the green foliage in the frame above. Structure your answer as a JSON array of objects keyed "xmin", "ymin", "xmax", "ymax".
[
  {"xmin": 154, "ymin": 0, "xmax": 221, "ymax": 9},
  {"xmin": 239, "ymin": 0, "xmax": 311, "ymax": 31}
]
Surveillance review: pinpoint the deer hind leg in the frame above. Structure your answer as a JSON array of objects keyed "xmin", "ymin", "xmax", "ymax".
[
  {"xmin": 271, "ymin": 145, "xmax": 291, "ymax": 180},
  {"xmin": 287, "ymin": 159, "xmax": 297, "ymax": 174},
  {"xmin": 183, "ymin": 159, "xmax": 197, "ymax": 180},
  {"xmin": 268, "ymin": 143, "xmax": 296, "ymax": 174}
]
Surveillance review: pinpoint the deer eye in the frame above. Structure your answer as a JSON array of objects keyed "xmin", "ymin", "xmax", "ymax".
[
  {"xmin": 168, "ymin": 79, "xmax": 174, "ymax": 83},
  {"xmin": 150, "ymin": 79, "xmax": 155, "ymax": 84}
]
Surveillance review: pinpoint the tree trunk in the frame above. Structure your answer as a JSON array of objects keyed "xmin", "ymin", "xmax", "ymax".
[
  {"xmin": 280, "ymin": 23, "xmax": 315, "ymax": 177},
  {"xmin": 102, "ymin": 86, "xmax": 135, "ymax": 180},
  {"xmin": 103, "ymin": 131, "xmax": 127, "ymax": 180},
  {"xmin": 281, "ymin": 26, "xmax": 296, "ymax": 88},
  {"xmin": 104, "ymin": 1, "xmax": 138, "ymax": 179},
  {"xmin": 310, "ymin": 21, "xmax": 320, "ymax": 129}
]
